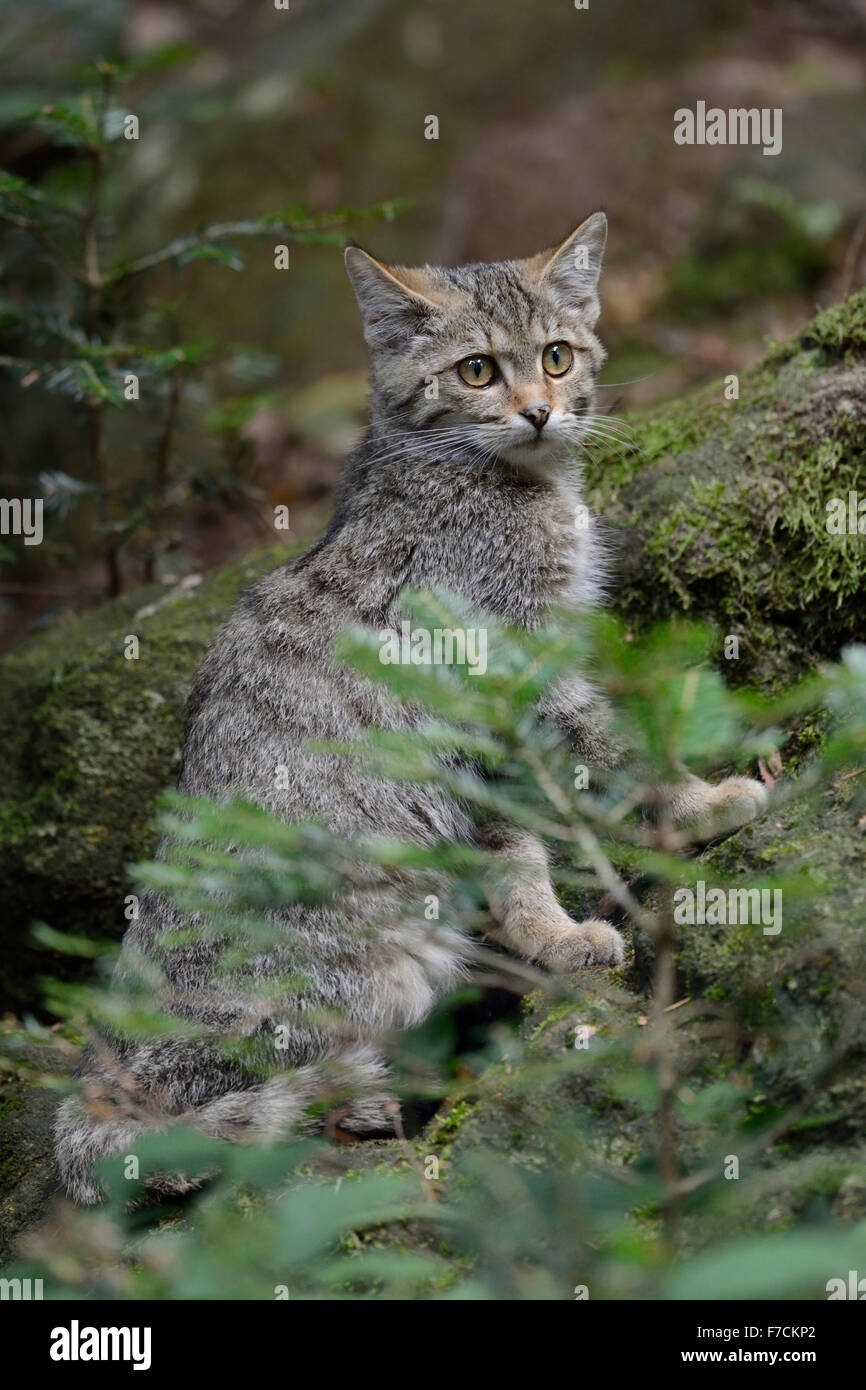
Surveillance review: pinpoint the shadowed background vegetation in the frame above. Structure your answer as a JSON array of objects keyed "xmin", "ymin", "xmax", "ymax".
[{"xmin": 2, "ymin": 0, "xmax": 866, "ymax": 641}]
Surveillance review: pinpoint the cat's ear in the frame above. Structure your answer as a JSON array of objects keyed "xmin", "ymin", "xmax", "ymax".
[
  {"xmin": 527, "ymin": 212, "xmax": 607, "ymax": 325},
  {"xmin": 345, "ymin": 246, "xmax": 441, "ymax": 349}
]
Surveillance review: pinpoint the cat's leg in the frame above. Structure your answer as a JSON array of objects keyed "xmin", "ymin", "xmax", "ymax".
[
  {"xmin": 542, "ymin": 677, "xmax": 767, "ymax": 837},
  {"xmin": 481, "ymin": 823, "xmax": 624, "ymax": 972},
  {"xmin": 54, "ymin": 1035, "xmax": 394, "ymax": 1202},
  {"xmin": 326, "ymin": 1091, "xmax": 400, "ymax": 1140},
  {"xmin": 661, "ymin": 770, "xmax": 768, "ymax": 840},
  {"xmin": 54, "ymin": 1095, "xmax": 159, "ymax": 1205},
  {"xmin": 539, "ymin": 675, "xmax": 624, "ymax": 771}
]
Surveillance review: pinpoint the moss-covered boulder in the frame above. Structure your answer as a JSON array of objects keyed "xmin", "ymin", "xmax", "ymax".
[
  {"xmin": 0, "ymin": 547, "xmax": 291, "ymax": 1014},
  {"xmin": 0, "ymin": 1059, "xmax": 70, "ymax": 1261},
  {"xmin": 586, "ymin": 290, "xmax": 866, "ymax": 687}
]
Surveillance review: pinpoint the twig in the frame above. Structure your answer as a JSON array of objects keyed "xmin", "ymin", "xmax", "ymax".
[
  {"xmin": 103, "ymin": 214, "xmax": 354, "ymax": 287},
  {"xmin": 650, "ymin": 809, "xmax": 680, "ymax": 1251},
  {"xmin": 143, "ymin": 365, "xmax": 183, "ymax": 583},
  {"xmin": 517, "ymin": 743, "xmax": 657, "ymax": 931},
  {"xmin": 840, "ymin": 210, "xmax": 866, "ymax": 298}
]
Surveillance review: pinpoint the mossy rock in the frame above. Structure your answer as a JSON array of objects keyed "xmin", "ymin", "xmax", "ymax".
[
  {"xmin": 0, "ymin": 547, "xmax": 292, "ymax": 1014},
  {"xmin": 0, "ymin": 1066, "xmax": 63, "ymax": 1261},
  {"xmin": 587, "ymin": 290, "xmax": 866, "ymax": 687},
  {"xmin": 673, "ymin": 772, "xmax": 866, "ymax": 1154}
]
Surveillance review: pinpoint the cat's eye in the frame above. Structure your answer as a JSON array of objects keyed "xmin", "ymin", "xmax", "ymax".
[
  {"xmin": 541, "ymin": 341, "xmax": 573, "ymax": 377},
  {"xmin": 457, "ymin": 354, "xmax": 496, "ymax": 387}
]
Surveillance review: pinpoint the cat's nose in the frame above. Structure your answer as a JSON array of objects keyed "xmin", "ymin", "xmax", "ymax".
[{"xmin": 520, "ymin": 403, "xmax": 551, "ymax": 432}]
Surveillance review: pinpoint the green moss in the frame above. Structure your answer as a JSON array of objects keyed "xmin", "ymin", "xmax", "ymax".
[
  {"xmin": 426, "ymin": 1099, "xmax": 480, "ymax": 1157},
  {"xmin": 0, "ymin": 545, "xmax": 297, "ymax": 1014},
  {"xmin": 585, "ymin": 292, "xmax": 866, "ymax": 686},
  {"xmin": 526, "ymin": 995, "xmax": 583, "ymax": 1040},
  {"xmin": 761, "ymin": 287, "xmax": 866, "ymax": 367},
  {"xmin": 0, "ymin": 1070, "xmax": 60, "ymax": 1260}
]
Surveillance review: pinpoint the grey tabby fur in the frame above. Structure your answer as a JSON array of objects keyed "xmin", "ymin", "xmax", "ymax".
[{"xmin": 54, "ymin": 213, "xmax": 766, "ymax": 1203}]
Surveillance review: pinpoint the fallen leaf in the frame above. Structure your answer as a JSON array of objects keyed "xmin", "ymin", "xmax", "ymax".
[{"xmin": 758, "ymin": 750, "xmax": 783, "ymax": 788}]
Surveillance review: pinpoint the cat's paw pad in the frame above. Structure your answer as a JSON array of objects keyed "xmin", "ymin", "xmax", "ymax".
[{"xmin": 537, "ymin": 919, "xmax": 625, "ymax": 973}]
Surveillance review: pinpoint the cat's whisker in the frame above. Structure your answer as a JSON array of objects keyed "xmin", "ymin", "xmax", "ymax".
[
  {"xmin": 578, "ymin": 413, "xmax": 633, "ymax": 438},
  {"xmin": 366, "ymin": 424, "xmax": 489, "ymax": 450},
  {"xmin": 582, "ymin": 412, "xmax": 631, "ymax": 430},
  {"xmin": 572, "ymin": 436, "xmax": 632, "ymax": 458},
  {"xmin": 582, "ymin": 420, "xmax": 633, "ymax": 440},
  {"xmin": 362, "ymin": 426, "xmax": 500, "ymax": 469},
  {"xmin": 595, "ymin": 372, "xmax": 659, "ymax": 388},
  {"xmin": 571, "ymin": 419, "xmax": 635, "ymax": 449},
  {"xmin": 578, "ymin": 427, "xmax": 634, "ymax": 449}
]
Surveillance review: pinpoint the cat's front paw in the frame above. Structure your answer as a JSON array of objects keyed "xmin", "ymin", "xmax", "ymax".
[
  {"xmin": 668, "ymin": 773, "xmax": 768, "ymax": 841},
  {"xmin": 707, "ymin": 776, "xmax": 768, "ymax": 830},
  {"xmin": 535, "ymin": 918, "xmax": 625, "ymax": 973}
]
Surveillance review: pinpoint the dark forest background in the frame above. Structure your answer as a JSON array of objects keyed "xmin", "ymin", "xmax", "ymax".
[{"xmin": 2, "ymin": 0, "xmax": 865, "ymax": 647}]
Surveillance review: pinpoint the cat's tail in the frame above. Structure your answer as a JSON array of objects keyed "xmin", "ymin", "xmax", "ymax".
[{"xmin": 53, "ymin": 1043, "xmax": 392, "ymax": 1205}]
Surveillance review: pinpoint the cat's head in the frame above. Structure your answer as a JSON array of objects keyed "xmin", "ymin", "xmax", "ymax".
[{"xmin": 345, "ymin": 212, "xmax": 607, "ymax": 474}]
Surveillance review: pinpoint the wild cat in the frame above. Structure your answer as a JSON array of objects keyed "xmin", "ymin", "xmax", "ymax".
[{"xmin": 54, "ymin": 212, "xmax": 766, "ymax": 1203}]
